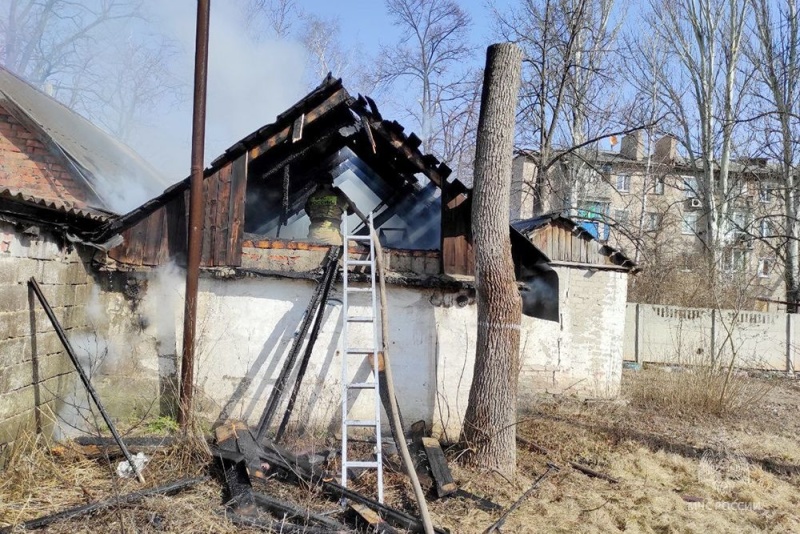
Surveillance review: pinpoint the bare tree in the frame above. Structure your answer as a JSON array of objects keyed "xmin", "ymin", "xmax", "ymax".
[
  {"xmin": 297, "ymin": 12, "xmax": 373, "ymax": 92},
  {"xmin": 746, "ymin": 0, "xmax": 800, "ymax": 311},
  {"xmin": 494, "ymin": 0, "xmax": 628, "ymax": 214},
  {"xmin": 242, "ymin": 1, "xmax": 371, "ymax": 93},
  {"xmin": 462, "ymin": 43, "xmax": 523, "ymax": 475},
  {"xmin": 645, "ymin": 0, "xmax": 750, "ymax": 276},
  {"xmin": 0, "ymin": 0, "xmax": 183, "ymax": 141},
  {"xmin": 373, "ymin": 0, "xmax": 475, "ymax": 155},
  {"xmin": 242, "ymin": 0, "xmax": 296, "ymax": 38}
]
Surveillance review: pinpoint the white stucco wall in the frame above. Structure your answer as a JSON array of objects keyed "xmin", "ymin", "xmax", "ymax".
[{"xmin": 105, "ymin": 263, "xmax": 628, "ymax": 440}]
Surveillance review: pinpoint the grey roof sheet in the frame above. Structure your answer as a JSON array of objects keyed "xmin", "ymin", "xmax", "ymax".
[{"xmin": 0, "ymin": 66, "xmax": 172, "ymax": 216}]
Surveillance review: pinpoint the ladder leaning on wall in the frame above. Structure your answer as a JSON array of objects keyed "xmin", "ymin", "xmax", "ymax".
[{"xmin": 340, "ymin": 213, "xmax": 384, "ymax": 503}]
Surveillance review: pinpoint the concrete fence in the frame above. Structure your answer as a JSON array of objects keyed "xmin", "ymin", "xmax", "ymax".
[{"xmin": 623, "ymin": 303, "xmax": 798, "ymax": 372}]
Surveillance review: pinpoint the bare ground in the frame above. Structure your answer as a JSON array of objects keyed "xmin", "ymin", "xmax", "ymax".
[{"xmin": 1, "ymin": 370, "xmax": 799, "ymax": 533}]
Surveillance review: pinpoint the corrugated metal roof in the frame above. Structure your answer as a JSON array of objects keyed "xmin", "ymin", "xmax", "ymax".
[
  {"xmin": 0, "ymin": 187, "xmax": 112, "ymax": 221},
  {"xmin": 0, "ymin": 66, "xmax": 172, "ymax": 216}
]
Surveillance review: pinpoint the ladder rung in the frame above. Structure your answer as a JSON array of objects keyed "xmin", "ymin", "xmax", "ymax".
[
  {"xmin": 347, "ymin": 382, "xmax": 376, "ymax": 389},
  {"xmin": 346, "ymin": 348, "xmax": 377, "ymax": 355},
  {"xmin": 345, "ymin": 287, "xmax": 372, "ymax": 293},
  {"xmin": 347, "ymin": 260, "xmax": 373, "ymax": 266},
  {"xmin": 345, "ymin": 461, "xmax": 380, "ymax": 469},
  {"xmin": 346, "ymin": 235, "xmax": 371, "ymax": 241},
  {"xmin": 347, "ymin": 315, "xmax": 374, "ymax": 322},
  {"xmin": 345, "ymin": 419, "xmax": 378, "ymax": 426}
]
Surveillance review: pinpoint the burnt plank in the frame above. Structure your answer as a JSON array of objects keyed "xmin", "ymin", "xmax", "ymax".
[
  {"xmin": 155, "ymin": 207, "xmax": 172, "ymax": 265},
  {"xmin": 421, "ymin": 437, "xmax": 457, "ymax": 497},
  {"xmin": 166, "ymin": 195, "xmax": 188, "ymax": 262},
  {"xmin": 228, "ymin": 154, "xmax": 248, "ymax": 266},
  {"xmin": 258, "ymin": 441, "xmax": 448, "ymax": 534},
  {"xmin": 407, "ymin": 421, "xmax": 434, "ymax": 490},
  {"xmin": 126, "ymin": 219, "xmax": 148, "ymax": 266},
  {"xmin": 202, "ymin": 171, "xmax": 219, "ymax": 267},
  {"xmin": 213, "ymin": 447, "xmax": 256, "ymax": 510},
  {"xmin": 214, "ymin": 163, "xmax": 233, "ymax": 265},
  {"xmin": 215, "ymin": 420, "xmax": 268, "ymax": 480},
  {"xmin": 142, "ymin": 207, "xmax": 166, "ymax": 266}
]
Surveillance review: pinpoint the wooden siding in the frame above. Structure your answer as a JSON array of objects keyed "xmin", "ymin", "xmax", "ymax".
[
  {"xmin": 441, "ymin": 192, "xmax": 474, "ymax": 276},
  {"xmin": 107, "ymin": 154, "xmax": 248, "ymax": 268},
  {"xmin": 528, "ymin": 220, "xmax": 611, "ymax": 266}
]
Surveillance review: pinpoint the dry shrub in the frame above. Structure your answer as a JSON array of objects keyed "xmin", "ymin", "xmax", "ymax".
[{"xmin": 627, "ymin": 357, "xmax": 773, "ymax": 417}]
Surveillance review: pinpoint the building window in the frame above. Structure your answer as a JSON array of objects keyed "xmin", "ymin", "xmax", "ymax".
[
  {"xmin": 653, "ymin": 176, "xmax": 665, "ymax": 195},
  {"xmin": 615, "ymin": 209, "xmax": 629, "ymax": 224},
  {"xmin": 731, "ymin": 211, "xmax": 747, "ymax": 239},
  {"xmin": 724, "ymin": 248, "xmax": 747, "ymax": 273},
  {"xmin": 758, "ymin": 258, "xmax": 772, "ymax": 278},
  {"xmin": 682, "ymin": 211, "xmax": 698, "ymax": 235},
  {"xmin": 646, "ymin": 212, "xmax": 660, "ymax": 231},
  {"xmin": 616, "ymin": 174, "xmax": 631, "ymax": 193},
  {"xmin": 683, "ymin": 176, "xmax": 698, "ymax": 198},
  {"xmin": 759, "ymin": 186, "xmax": 772, "ymax": 203},
  {"xmin": 739, "ymin": 181, "xmax": 749, "ymax": 197},
  {"xmin": 760, "ymin": 219, "xmax": 772, "ymax": 238}
]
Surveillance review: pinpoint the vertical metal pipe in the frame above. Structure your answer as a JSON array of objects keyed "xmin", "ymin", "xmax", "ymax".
[{"xmin": 179, "ymin": 0, "xmax": 211, "ymax": 430}]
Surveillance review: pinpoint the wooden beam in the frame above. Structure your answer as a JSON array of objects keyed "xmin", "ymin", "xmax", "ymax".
[
  {"xmin": 249, "ymin": 88, "xmax": 349, "ymax": 160},
  {"xmin": 292, "ymin": 113, "xmax": 305, "ymax": 143},
  {"xmin": 421, "ymin": 437, "xmax": 457, "ymax": 497}
]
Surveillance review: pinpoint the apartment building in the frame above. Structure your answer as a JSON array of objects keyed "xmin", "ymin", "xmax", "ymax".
[{"xmin": 511, "ymin": 132, "xmax": 787, "ymax": 309}]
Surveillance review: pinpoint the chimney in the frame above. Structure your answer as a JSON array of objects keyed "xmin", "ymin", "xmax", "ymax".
[
  {"xmin": 620, "ymin": 131, "xmax": 644, "ymax": 161},
  {"xmin": 654, "ymin": 135, "xmax": 677, "ymax": 163}
]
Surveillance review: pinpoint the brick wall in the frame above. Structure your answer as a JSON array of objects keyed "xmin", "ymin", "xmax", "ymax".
[
  {"xmin": 0, "ymin": 220, "xmax": 96, "ymax": 465},
  {"xmin": 0, "ymin": 104, "xmax": 89, "ymax": 208}
]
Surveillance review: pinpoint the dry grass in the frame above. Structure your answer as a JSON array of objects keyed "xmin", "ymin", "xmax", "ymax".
[
  {"xmin": 627, "ymin": 359, "xmax": 774, "ymax": 417},
  {"xmin": 0, "ymin": 430, "xmax": 259, "ymax": 533},
  {"xmin": 2, "ymin": 375, "xmax": 799, "ymax": 533}
]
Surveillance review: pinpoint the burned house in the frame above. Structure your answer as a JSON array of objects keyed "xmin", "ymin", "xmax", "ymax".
[
  {"xmin": 0, "ymin": 72, "xmax": 633, "ymax": 453},
  {"xmin": 0, "ymin": 65, "xmax": 171, "ymax": 455}
]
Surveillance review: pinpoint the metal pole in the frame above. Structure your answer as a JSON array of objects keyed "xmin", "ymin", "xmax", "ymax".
[{"xmin": 179, "ymin": 0, "xmax": 210, "ymax": 430}]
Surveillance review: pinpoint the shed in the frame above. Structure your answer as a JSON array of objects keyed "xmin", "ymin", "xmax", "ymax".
[{"xmin": 512, "ymin": 213, "xmax": 637, "ymax": 399}]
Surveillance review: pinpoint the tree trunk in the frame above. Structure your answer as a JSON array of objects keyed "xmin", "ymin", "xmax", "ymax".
[{"xmin": 461, "ymin": 43, "xmax": 523, "ymax": 476}]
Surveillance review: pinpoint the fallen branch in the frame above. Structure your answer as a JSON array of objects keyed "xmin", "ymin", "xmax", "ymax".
[
  {"xmin": 483, "ymin": 464, "xmax": 558, "ymax": 533},
  {"xmin": 569, "ymin": 462, "xmax": 619, "ymax": 484},
  {"xmin": 516, "ymin": 436, "xmax": 551, "ymax": 456},
  {"xmin": 516, "ymin": 435, "xmax": 619, "ymax": 483},
  {"xmin": 1, "ymin": 477, "xmax": 207, "ymax": 532}
]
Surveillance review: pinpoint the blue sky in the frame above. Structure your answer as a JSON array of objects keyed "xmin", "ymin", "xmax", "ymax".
[{"xmin": 300, "ymin": 0, "xmax": 512, "ymax": 53}]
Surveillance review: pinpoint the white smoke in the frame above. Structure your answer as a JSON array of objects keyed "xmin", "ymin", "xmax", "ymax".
[{"xmin": 128, "ymin": 1, "xmax": 307, "ymax": 182}]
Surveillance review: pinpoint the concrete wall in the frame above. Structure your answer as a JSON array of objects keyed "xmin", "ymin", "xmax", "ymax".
[
  {"xmin": 0, "ymin": 221, "xmax": 96, "ymax": 461},
  {"xmin": 0, "ymin": 229, "xmax": 629, "ymax": 455},
  {"xmin": 122, "ymin": 262, "xmax": 628, "ymax": 440},
  {"xmin": 624, "ymin": 303, "xmax": 799, "ymax": 371},
  {"xmin": 0, "ymin": 221, "xmax": 165, "ymax": 462}
]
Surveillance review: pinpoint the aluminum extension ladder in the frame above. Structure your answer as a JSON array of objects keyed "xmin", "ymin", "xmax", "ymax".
[{"xmin": 340, "ymin": 213, "xmax": 384, "ymax": 503}]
